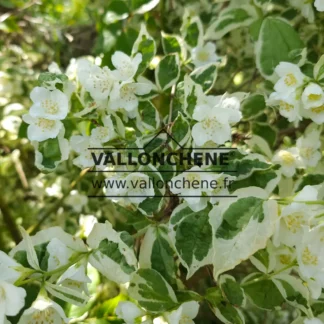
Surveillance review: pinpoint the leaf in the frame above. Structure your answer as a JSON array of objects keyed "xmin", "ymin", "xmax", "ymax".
[
  {"xmin": 214, "ymin": 303, "xmax": 245, "ymax": 324},
  {"xmin": 296, "ymin": 174, "xmax": 324, "ymax": 192},
  {"xmin": 114, "ymin": 203, "xmax": 151, "ymax": 231},
  {"xmin": 137, "ymin": 100, "xmax": 160, "ymax": 131},
  {"xmin": 18, "ymin": 226, "xmax": 40, "ymax": 270},
  {"xmin": 272, "ymin": 274, "xmax": 311, "ymax": 315},
  {"xmin": 243, "ymin": 276, "xmax": 284, "ymax": 310},
  {"xmin": 256, "ymin": 17, "xmax": 304, "ymax": 81},
  {"xmin": 190, "ymin": 64, "xmax": 218, "ymax": 93},
  {"xmin": 155, "ymin": 54, "xmax": 180, "ymax": 91},
  {"xmin": 181, "ymin": 15, "xmax": 204, "ymax": 48},
  {"xmin": 132, "ymin": 24, "xmax": 156, "ymax": 75},
  {"xmin": 314, "ymin": 54, "xmax": 324, "ymax": 82},
  {"xmin": 169, "ymin": 203, "xmax": 213, "ymax": 278},
  {"xmin": 250, "ymin": 242, "xmax": 276, "ymax": 274},
  {"xmin": 219, "ymin": 275, "xmax": 246, "ymax": 307},
  {"xmin": 183, "ymin": 75, "xmax": 204, "ymax": 116},
  {"xmin": 161, "ymin": 32, "xmax": 186, "ymax": 59},
  {"xmin": 211, "ymin": 198, "xmax": 278, "ymax": 278},
  {"xmin": 38, "ymin": 138, "xmax": 62, "ymax": 170},
  {"xmin": 131, "ymin": 0, "xmax": 159, "ymax": 14},
  {"xmin": 139, "ymin": 225, "xmax": 176, "ymax": 285},
  {"xmin": 128, "ymin": 269, "xmax": 179, "ymax": 313},
  {"xmin": 87, "ymin": 222, "xmax": 137, "ymax": 284},
  {"xmin": 251, "ymin": 122, "xmax": 277, "ymax": 147},
  {"xmin": 45, "ymin": 282, "xmax": 89, "ymax": 307},
  {"xmin": 241, "ymin": 94, "xmax": 266, "ymax": 120},
  {"xmin": 230, "ymin": 169, "xmax": 281, "ymax": 194},
  {"xmin": 205, "ymin": 5, "xmax": 258, "ymax": 40},
  {"xmin": 170, "ymin": 112, "xmax": 191, "ymax": 150}
]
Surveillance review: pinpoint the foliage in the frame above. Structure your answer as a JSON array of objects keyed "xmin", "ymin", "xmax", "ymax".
[{"xmin": 1, "ymin": 0, "xmax": 324, "ymax": 323}]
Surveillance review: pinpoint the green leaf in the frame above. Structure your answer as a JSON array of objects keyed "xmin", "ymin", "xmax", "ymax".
[
  {"xmin": 129, "ymin": 269, "xmax": 178, "ymax": 313},
  {"xmin": 241, "ymin": 94, "xmax": 266, "ymax": 120},
  {"xmin": 132, "ymin": 24, "xmax": 156, "ymax": 75},
  {"xmin": 38, "ymin": 138, "xmax": 62, "ymax": 170},
  {"xmin": 214, "ymin": 303, "xmax": 245, "ymax": 324},
  {"xmin": 230, "ymin": 169, "xmax": 280, "ymax": 194},
  {"xmin": 169, "ymin": 203, "xmax": 213, "ymax": 278},
  {"xmin": 155, "ymin": 54, "xmax": 180, "ymax": 91},
  {"xmin": 181, "ymin": 15, "xmax": 204, "ymax": 48},
  {"xmin": 272, "ymin": 274, "xmax": 310, "ymax": 315},
  {"xmin": 211, "ymin": 197, "xmax": 278, "ymax": 278},
  {"xmin": 38, "ymin": 72, "xmax": 68, "ymax": 87},
  {"xmin": 131, "ymin": 0, "xmax": 159, "ymax": 14},
  {"xmin": 215, "ymin": 197, "xmax": 264, "ymax": 240},
  {"xmin": 220, "ymin": 275, "xmax": 246, "ymax": 307},
  {"xmin": 206, "ymin": 5, "xmax": 258, "ymax": 40},
  {"xmin": 256, "ymin": 17, "xmax": 304, "ymax": 81},
  {"xmin": 139, "ymin": 225, "xmax": 176, "ymax": 285},
  {"xmin": 170, "ymin": 112, "xmax": 191, "ymax": 149},
  {"xmin": 87, "ymin": 222, "xmax": 137, "ymax": 284},
  {"xmin": 314, "ymin": 54, "xmax": 324, "ymax": 82},
  {"xmin": 183, "ymin": 75, "xmax": 204, "ymax": 116},
  {"xmin": 296, "ymin": 174, "xmax": 324, "ymax": 192},
  {"xmin": 252, "ymin": 122, "xmax": 277, "ymax": 147},
  {"xmin": 250, "ymin": 242, "xmax": 275, "ymax": 274},
  {"xmin": 114, "ymin": 203, "xmax": 151, "ymax": 231},
  {"xmin": 161, "ymin": 32, "xmax": 185, "ymax": 59},
  {"xmin": 190, "ymin": 64, "xmax": 218, "ymax": 93},
  {"xmin": 243, "ymin": 277, "xmax": 284, "ymax": 310},
  {"xmin": 137, "ymin": 100, "xmax": 160, "ymax": 131}
]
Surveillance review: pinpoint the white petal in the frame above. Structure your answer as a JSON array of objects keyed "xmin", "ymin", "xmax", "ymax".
[{"xmin": 0, "ymin": 281, "xmax": 26, "ymax": 316}]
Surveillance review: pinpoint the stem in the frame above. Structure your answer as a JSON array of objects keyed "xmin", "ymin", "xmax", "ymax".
[
  {"xmin": 16, "ymin": 251, "xmax": 90, "ymax": 287},
  {"xmin": 241, "ymin": 262, "xmax": 297, "ymax": 287},
  {"xmin": 167, "ymin": 84, "xmax": 176, "ymax": 133}
]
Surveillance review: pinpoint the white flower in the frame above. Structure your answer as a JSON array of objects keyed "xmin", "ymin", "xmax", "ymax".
[
  {"xmin": 17, "ymin": 295, "xmax": 69, "ymax": 324},
  {"xmin": 272, "ymin": 148, "xmax": 301, "ymax": 177},
  {"xmin": 191, "ymin": 42, "xmax": 219, "ymax": 67},
  {"xmin": 274, "ymin": 62, "xmax": 306, "ymax": 95},
  {"xmin": 273, "ymin": 203, "xmax": 314, "ymax": 247},
  {"xmin": 78, "ymin": 60, "xmax": 115, "ymax": 101},
  {"xmin": 70, "ymin": 134, "xmax": 102, "ymax": 169},
  {"xmin": 79, "ymin": 215, "xmax": 98, "ymax": 237},
  {"xmin": 170, "ymin": 166, "xmax": 218, "ymax": 212},
  {"xmin": 315, "ymin": 0, "xmax": 324, "ymax": 11},
  {"xmin": 109, "ymin": 81, "xmax": 151, "ymax": 115},
  {"xmin": 289, "ymin": 0, "xmax": 315, "ymax": 22},
  {"xmin": 111, "ymin": 51, "xmax": 142, "ymax": 81},
  {"xmin": 268, "ymin": 91, "xmax": 302, "ymax": 123},
  {"xmin": 65, "ymin": 190, "xmax": 88, "ymax": 213},
  {"xmin": 116, "ymin": 301, "xmax": 145, "ymax": 324},
  {"xmin": 105, "ymin": 172, "xmax": 154, "ymax": 204},
  {"xmin": 192, "ymin": 102, "xmax": 231, "ymax": 145},
  {"xmin": 302, "ymin": 83, "xmax": 324, "ymax": 110},
  {"xmin": 29, "ymin": 87, "xmax": 69, "ymax": 120},
  {"xmin": 301, "ymin": 86, "xmax": 324, "ymax": 123},
  {"xmin": 164, "ymin": 301, "xmax": 200, "ymax": 324},
  {"xmin": 296, "ymin": 225, "xmax": 324, "ymax": 298},
  {"xmin": 91, "ymin": 115, "xmax": 116, "ymax": 144},
  {"xmin": 22, "ymin": 114, "xmax": 63, "ymax": 142},
  {"xmin": 0, "ymin": 252, "xmax": 27, "ymax": 324},
  {"xmin": 304, "ymin": 319, "xmax": 324, "ymax": 324},
  {"xmin": 297, "ymin": 130, "xmax": 322, "ymax": 167}
]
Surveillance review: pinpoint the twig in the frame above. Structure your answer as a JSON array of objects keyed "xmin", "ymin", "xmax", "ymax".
[{"xmin": 0, "ymin": 195, "xmax": 22, "ymax": 244}]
